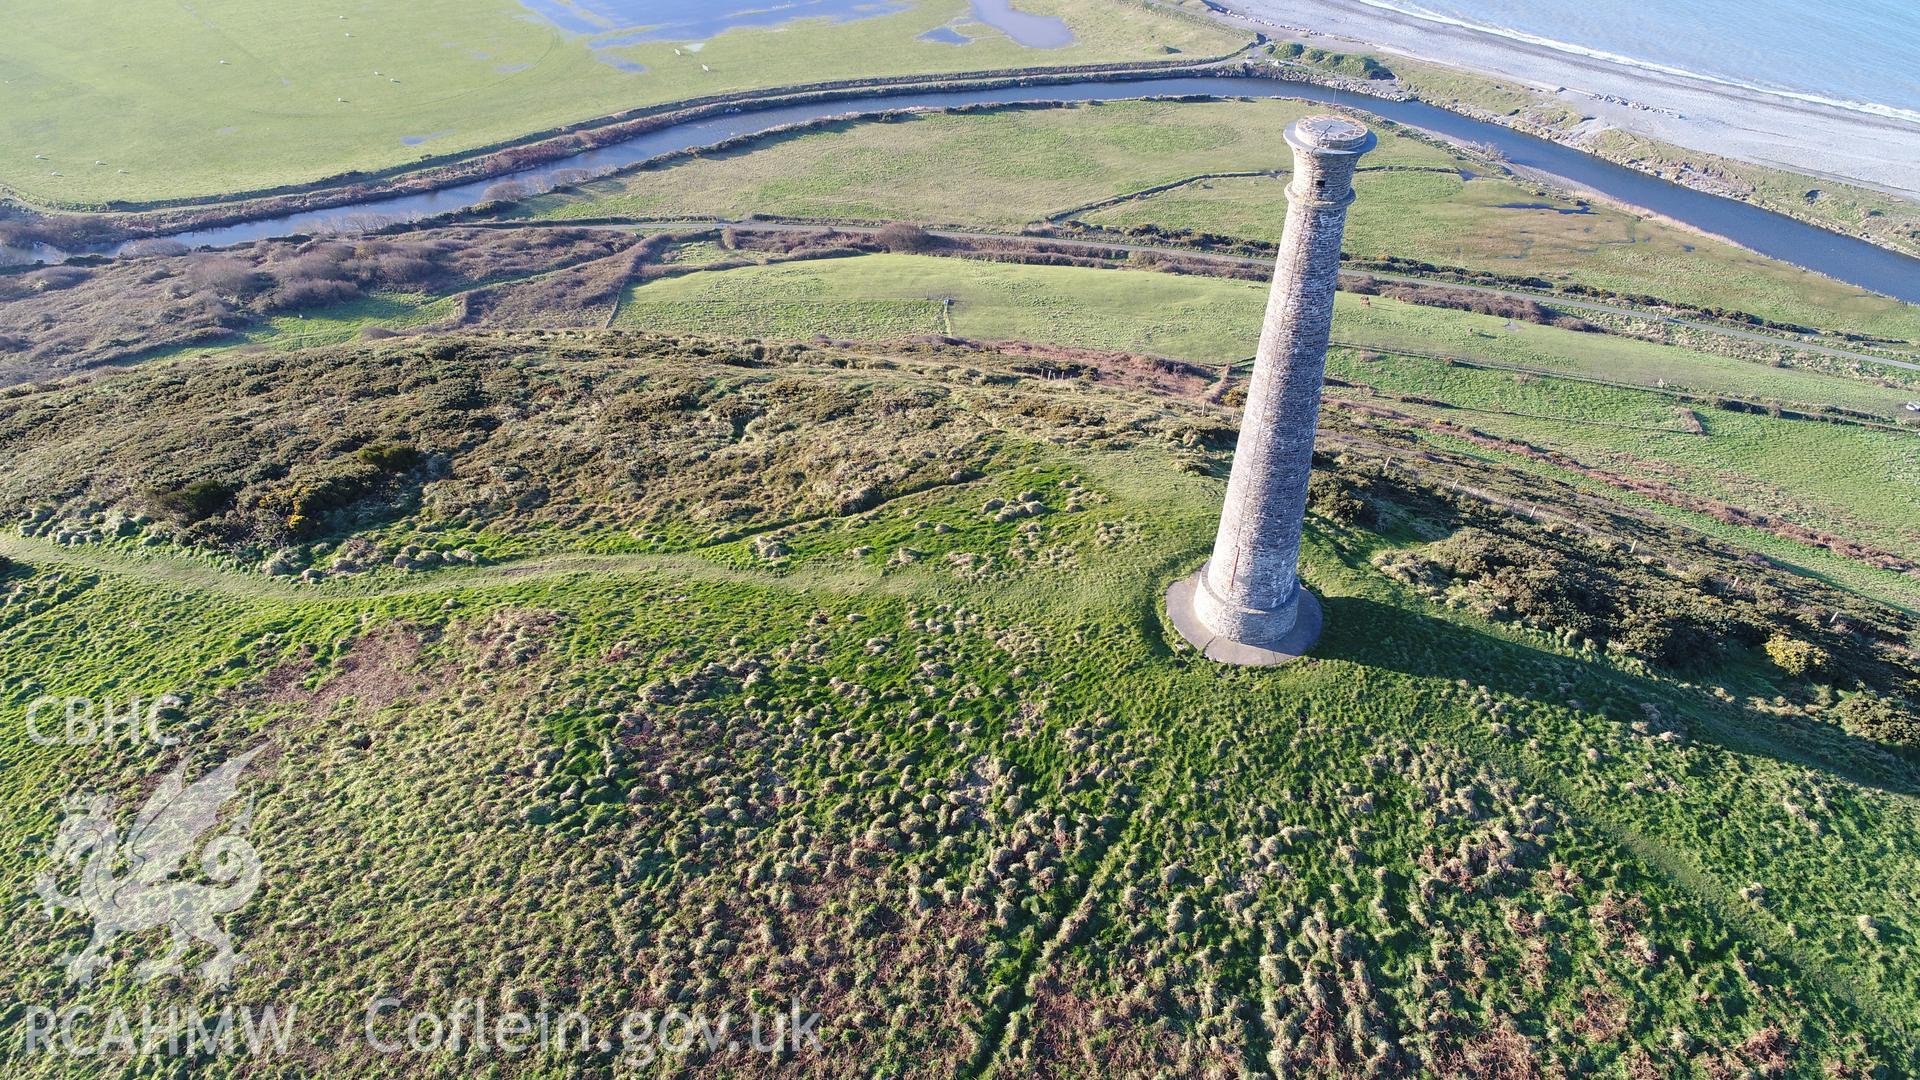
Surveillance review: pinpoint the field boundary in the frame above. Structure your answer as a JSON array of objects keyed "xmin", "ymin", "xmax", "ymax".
[
  {"xmin": 1043, "ymin": 163, "xmax": 1465, "ymax": 222},
  {"xmin": 1330, "ymin": 340, "xmax": 1920, "ymax": 434}
]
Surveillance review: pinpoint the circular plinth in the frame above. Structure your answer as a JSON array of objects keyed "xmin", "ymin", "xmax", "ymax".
[{"xmin": 1165, "ymin": 571, "xmax": 1323, "ymax": 666}]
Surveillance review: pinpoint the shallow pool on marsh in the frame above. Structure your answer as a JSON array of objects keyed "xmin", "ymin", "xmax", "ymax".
[
  {"xmin": 513, "ymin": 0, "xmax": 1074, "ymax": 49},
  {"xmin": 969, "ymin": 0, "xmax": 1073, "ymax": 47},
  {"xmin": 919, "ymin": 25, "xmax": 972, "ymax": 45},
  {"xmin": 514, "ymin": 0, "xmax": 910, "ymax": 40}
]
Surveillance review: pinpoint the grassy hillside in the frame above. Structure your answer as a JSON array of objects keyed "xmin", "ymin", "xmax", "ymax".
[
  {"xmin": 0, "ymin": 0, "xmax": 1242, "ymax": 206},
  {"xmin": 615, "ymin": 254, "xmax": 1920, "ymax": 572},
  {"xmin": 1, "ymin": 330, "xmax": 1917, "ymax": 1076},
  {"xmin": 20, "ymin": 236, "xmax": 1907, "ymax": 584},
  {"xmin": 8, "ymin": 5, "xmax": 1920, "ymax": 1073},
  {"xmin": 516, "ymin": 98, "xmax": 1920, "ymax": 340},
  {"xmin": 53, "ymin": 244, "xmax": 1909, "ymax": 594}
]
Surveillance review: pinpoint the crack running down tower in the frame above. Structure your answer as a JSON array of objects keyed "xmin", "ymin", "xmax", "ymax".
[{"xmin": 1166, "ymin": 115, "xmax": 1375, "ymax": 665}]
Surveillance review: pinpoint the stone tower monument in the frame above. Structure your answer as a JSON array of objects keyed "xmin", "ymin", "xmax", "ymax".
[{"xmin": 1166, "ymin": 115, "xmax": 1375, "ymax": 665}]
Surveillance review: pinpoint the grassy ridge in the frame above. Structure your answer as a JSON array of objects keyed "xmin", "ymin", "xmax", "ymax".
[
  {"xmin": 129, "ymin": 251, "xmax": 1915, "ymax": 574},
  {"xmin": 0, "ymin": 0, "xmax": 1242, "ymax": 206},
  {"xmin": 616, "ymin": 254, "xmax": 1920, "ymax": 571}
]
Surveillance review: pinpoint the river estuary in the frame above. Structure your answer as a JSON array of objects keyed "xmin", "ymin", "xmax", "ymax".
[{"xmin": 14, "ymin": 75, "xmax": 1920, "ymax": 304}]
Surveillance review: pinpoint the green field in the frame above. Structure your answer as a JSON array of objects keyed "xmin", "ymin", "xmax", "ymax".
[
  {"xmin": 623, "ymin": 252, "xmax": 1916, "ymax": 413},
  {"xmin": 1321, "ymin": 294, "xmax": 1917, "ymax": 417},
  {"xmin": 1330, "ymin": 349, "xmax": 1920, "ymax": 561},
  {"xmin": 241, "ymin": 291, "xmax": 456, "ymax": 349},
  {"xmin": 0, "ymin": 0, "xmax": 1241, "ymax": 206},
  {"xmin": 620, "ymin": 250, "xmax": 1263, "ymax": 357},
  {"xmin": 524, "ymin": 98, "xmax": 1920, "ymax": 340},
  {"xmin": 524, "ymin": 98, "xmax": 1461, "ymax": 225}
]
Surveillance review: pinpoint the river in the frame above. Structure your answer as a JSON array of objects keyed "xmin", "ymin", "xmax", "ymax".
[{"xmin": 13, "ymin": 75, "xmax": 1920, "ymax": 304}]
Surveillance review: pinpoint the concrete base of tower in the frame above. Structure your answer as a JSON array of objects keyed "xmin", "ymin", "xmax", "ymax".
[{"xmin": 1165, "ymin": 570, "xmax": 1323, "ymax": 666}]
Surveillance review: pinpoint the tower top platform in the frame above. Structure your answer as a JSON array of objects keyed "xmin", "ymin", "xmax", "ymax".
[{"xmin": 1285, "ymin": 116, "xmax": 1376, "ymax": 155}]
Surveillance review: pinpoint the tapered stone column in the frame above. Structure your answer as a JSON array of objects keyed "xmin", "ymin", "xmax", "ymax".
[{"xmin": 1166, "ymin": 115, "xmax": 1374, "ymax": 665}]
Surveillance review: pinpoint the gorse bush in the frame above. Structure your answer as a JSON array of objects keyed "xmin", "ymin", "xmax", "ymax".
[
  {"xmin": 356, "ymin": 442, "xmax": 425, "ymax": 472},
  {"xmin": 180, "ymin": 255, "xmax": 270, "ymax": 299},
  {"xmin": 253, "ymin": 459, "xmax": 391, "ymax": 541},
  {"xmin": 146, "ymin": 478, "xmax": 236, "ymax": 523},
  {"xmin": 1613, "ymin": 590, "xmax": 1738, "ymax": 671},
  {"xmin": 266, "ymin": 276, "xmax": 363, "ymax": 310},
  {"xmin": 874, "ymin": 222, "xmax": 940, "ymax": 254},
  {"xmin": 1307, "ymin": 471, "xmax": 1375, "ymax": 526},
  {"xmin": 1377, "ymin": 525, "xmax": 1757, "ymax": 672},
  {"xmin": 1836, "ymin": 692, "xmax": 1920, "ymax": 749},
  {"xmin": 1765, "ymin": 633, "xmax": 1831, "ymax": 677}
]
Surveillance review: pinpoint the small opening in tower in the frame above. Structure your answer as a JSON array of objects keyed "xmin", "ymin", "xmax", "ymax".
[{"xmin": 1315, "ymin": 179, "xmax": 1326, "ymax": 190}]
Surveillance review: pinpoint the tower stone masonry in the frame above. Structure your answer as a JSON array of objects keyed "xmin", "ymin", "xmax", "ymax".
[{"xmin": 1166, "ymin": 115, "xmax": 1375, "ymax": 665}]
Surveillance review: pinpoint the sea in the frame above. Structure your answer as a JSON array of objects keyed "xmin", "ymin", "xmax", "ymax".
[{"xmin": 1353, "ymin": 0, "xmax": 1920, "ymax": 126}]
